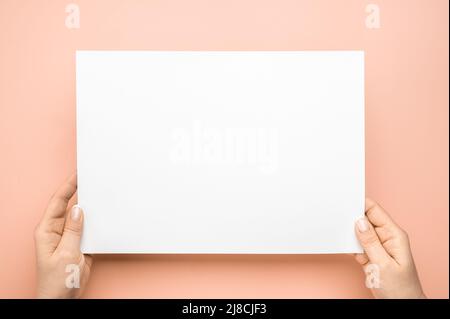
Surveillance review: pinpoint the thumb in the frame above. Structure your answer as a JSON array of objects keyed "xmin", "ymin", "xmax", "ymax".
[
  {"xmin": 355, "ymin": 217, "xmax": 391, "ymax": 265},
  {"xmin": 59, "ymin": 205, "xmax": 84, "ymax": 253}
]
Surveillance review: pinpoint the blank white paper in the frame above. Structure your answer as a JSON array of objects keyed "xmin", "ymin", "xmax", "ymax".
[{"xmin": 76, "ymin": 51, "xmax": 365, "ymax": 254}]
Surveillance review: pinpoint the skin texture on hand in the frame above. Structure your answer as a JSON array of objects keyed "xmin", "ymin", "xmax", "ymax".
[
  {"xmin": 35, "ymin": 173, "xmax": 92, "ymax": 298},
  {"xmin": 355, "ymin": 198, "xmax": 426, "ymax": 299}
]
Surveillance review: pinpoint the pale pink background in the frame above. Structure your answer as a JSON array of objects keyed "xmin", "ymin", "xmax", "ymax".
[{"xmin": 0, "ymin": 0, "xmax": 448, "ymax": 298}]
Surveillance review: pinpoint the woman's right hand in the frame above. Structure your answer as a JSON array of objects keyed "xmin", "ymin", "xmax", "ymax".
[{"xmin": 354, "ymin": 198, "xmax": 425, "ymax": 299}]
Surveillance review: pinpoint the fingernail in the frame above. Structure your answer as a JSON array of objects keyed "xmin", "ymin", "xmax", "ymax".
[
  {"xmin": 357, "ymin": 218, "xmax": 369, "ymax": 232},
  {"xmin": 71, "ymin": 205, "xmax": 82, "ymax": 221}
]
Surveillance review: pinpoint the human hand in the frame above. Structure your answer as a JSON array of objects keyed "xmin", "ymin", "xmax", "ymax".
[
  {"xmin": 34, "ymin": 173, "xmax": 92, "ymax": 298},
  {"xmin": 355, "ymin": 198, "xmax": 425, "ymax": 299}
]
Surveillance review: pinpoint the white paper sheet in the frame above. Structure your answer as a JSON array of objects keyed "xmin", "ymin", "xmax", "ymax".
[{"xmin": 76, "ymin": 51, "xmax": 365, "ymax": 254}]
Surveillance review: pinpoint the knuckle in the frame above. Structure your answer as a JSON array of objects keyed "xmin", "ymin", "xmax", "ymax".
[
  {"xmin": 398, "ymin": 228, "xmax": 410, "ymax": 243},
  {"xmin": 34, "ymin": 224, "xmax": 44, "ymax": 240},
  {"xmin": 365, "ymin": 202, "xmax": 380, "ymax": 217}
]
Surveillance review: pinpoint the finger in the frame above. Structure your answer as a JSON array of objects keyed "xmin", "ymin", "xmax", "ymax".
[
  {"xmin": 43, "ymin": 173, "xmax": 77, "ymax": 221},
  {"xmin": 365, "ymin": 198, "xmax": 398, "ymax": 228},
  {"xmin": 35, "ymin": 173, "xmax": 78, "ymax": 256},
  {"xmin": 365, "ymin": 198, "xmax": 411, "ymax": 261},
  {"xmin": 355, "ymin": 217, "xmax": 392, "ymax": 265},
  {"xmin": 354, "ymin": 253, "xmax": 370, "ymax": 266},
  {"xmin": 57, "ymin": 205, "xmax": 84, "ymax": 254}
]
